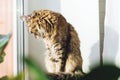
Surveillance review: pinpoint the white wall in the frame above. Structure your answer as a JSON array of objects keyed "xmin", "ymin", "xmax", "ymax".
[
  {"xmin": 25, "ymin": 0, "xmax": 100, "ymax": 73},
  {"xmin": 103, "ymin": 0, "xmax": 120, "ymax": 67}
]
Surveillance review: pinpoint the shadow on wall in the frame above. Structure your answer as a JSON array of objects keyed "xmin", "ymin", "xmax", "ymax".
[
  {"xmin": 88, "ymin": 26, "xmax": 119, "ymax": 70},
  {"xmin": 89, "ymin": 41, "xmax": 100, "ymax": 70},
  {"xmin": 103, "ymin": 26, "xmax": 119, "ymax": 64}
]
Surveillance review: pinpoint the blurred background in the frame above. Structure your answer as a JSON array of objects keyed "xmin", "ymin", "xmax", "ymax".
[{"xmin": 0, "ymin": 0, "xmax": 120, "ymax": 79}]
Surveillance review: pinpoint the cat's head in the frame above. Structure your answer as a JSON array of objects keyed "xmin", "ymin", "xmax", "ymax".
[{"xmin": 20, "ymin": 10, "xmax": 60, "ymax": 38}]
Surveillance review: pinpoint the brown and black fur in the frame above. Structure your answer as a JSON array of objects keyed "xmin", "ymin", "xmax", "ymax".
[{"xmin": 21, "ymin": 10, "xmax": 83, "ymax": 76}]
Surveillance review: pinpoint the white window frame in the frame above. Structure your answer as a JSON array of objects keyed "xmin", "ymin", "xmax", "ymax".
[{"xmin": 14, "ymin": 0, "xmax": 28, "ymax": 79}]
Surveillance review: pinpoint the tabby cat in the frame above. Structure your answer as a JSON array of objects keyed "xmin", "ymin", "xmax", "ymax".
[{"xmin": 21, "ymin": 9, "xmax": 83, "ymax": 75}]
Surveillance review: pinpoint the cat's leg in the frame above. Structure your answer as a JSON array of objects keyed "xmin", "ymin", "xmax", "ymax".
[
  {"xmin": 51, "ymin": 43, "xmax": 66, "ymax": 73},
  {"xmin": 45, "ymin": 58, "xmax": 56, "ymax": 73},
  {"xmin": 45, "ymin": 50, "xmax": 56, "ymax": 73},
  {"xmin": 65, "ymin": 52, "xmax": 83, "ymax": 76},
  {"xmin": 55, "ymin": 56, "xmax": 65, "ymax": 72}
]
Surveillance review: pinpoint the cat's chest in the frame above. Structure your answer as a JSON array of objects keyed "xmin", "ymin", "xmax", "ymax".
[
  {"xmin": 44, "ymin": 40, "xmax": 53, "ymax": 50},
  {"xmin": 46, "ymin": 43, "xmax": 55, "ymax": 52}
]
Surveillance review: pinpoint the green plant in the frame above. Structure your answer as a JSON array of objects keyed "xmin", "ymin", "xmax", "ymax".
[
  {"xmin": 0, "ymin": 33, "xmax": 48, "ymax": 80},
  {"xmin": 0, "ymin": 33, "xmax": 12, "ymax": 80},
  {"xmin": 0, "ymin": 33, "xmax": 11, "ymax": 63},
  {"xmin": 24, "ymin": 58, "xmax": 49, "ymax": 80}
]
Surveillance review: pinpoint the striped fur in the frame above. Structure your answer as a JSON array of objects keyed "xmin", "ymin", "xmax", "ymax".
[{"xmin": 21, "ymin": 10, "xmax": 83, "ymax": 75}]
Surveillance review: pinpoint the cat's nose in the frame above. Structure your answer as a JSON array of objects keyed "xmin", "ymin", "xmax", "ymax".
[{"xmin": 20, "ymin": 16, "xmax": 26, "ymax": 21}]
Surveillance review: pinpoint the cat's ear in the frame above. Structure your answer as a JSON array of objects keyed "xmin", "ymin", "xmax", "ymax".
[{"xmin": 20, "ymin": 15, "xmax": 30, "ymax": 22}]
